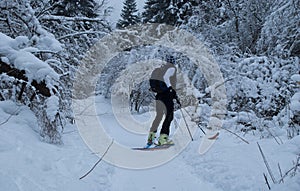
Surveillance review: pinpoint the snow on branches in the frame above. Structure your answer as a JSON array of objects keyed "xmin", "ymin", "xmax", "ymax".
[{"xmin": 0, "ymin": 32, "xmax": 63, "ymax": 144}]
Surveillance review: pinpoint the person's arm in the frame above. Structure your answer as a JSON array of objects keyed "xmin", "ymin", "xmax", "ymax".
[{"xmin": 163, "ymin": 67, "xmax": 175, "ymax": 88}]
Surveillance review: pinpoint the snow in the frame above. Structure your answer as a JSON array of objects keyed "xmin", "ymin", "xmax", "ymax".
[
  {"xmin": 291, "ymin": 74, "xmax": 300, "ymax": 82},
  {"xmin": 46, "ymin": 96, "xmax": 60, "ymax": 122},
  {"xmin": 291, "ymin": 92, "xmax": 300, "ymax": 112},
  {"xmin": 0, "ymin": 32, "xmax": 59, "ymax": 83},
  {"xmin": 0, "ymin": 1, "xmax": 298, "ymax": 190},
  {"xmin": 1, "ymin": 96, "xmax": 299, "ymax": 191},
  {"xmin": 0, "ymin": 100, "xmax": 112, "ymax": 191}
]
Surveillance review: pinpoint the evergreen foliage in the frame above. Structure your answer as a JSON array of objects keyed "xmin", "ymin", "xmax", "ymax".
[
  {"xmin": 117, "ymin": 0, "xmax": 140, "ymax": 29},
  {"xmin": 142, "ymin": 0, "xmax": 197, "ymax": 26},
  {"xmin": 50, "ymin": 0, "xmax": 99, "ymax": 18}
]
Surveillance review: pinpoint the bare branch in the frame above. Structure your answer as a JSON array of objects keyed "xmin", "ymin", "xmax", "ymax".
[
  {"xmin": 36, "ymin": 1, "xmax": 61, "ymax": 19},
  {"xmin": 263, "ymin": 173, "xmax": 271, "ymax": 190},
  {"xmin": 0, "ymin": 106, "xmax": 21, "ymax": 126},
  {"xmin": 221, "ymin": 127, "xmax": 249, "ymax": 144},
  {"xmin": 257, "ymin": 142, "xmax": 276, "ymax": 184},
  {"xmin": 79, "ymin": 139, "xmax": 114, "ymax": 180},
  {"xmin": 278, "ymin": 154, "xmax": 300, "ymax": 183},
  {"xmin": 278, "ymin": 163, "xmax": 284, "ymax": 183}
]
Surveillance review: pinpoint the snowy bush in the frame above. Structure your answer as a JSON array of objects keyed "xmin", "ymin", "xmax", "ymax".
[
  {"xmin": 0, "ymin": 32, "xmax": 64, "ymax": 144},
  {"xmin": 0, "ymin": 0, "xmax": 113, "ymax": 144},
  {"xmin": 256, "ymin": 0, "xmax": 300, "ymax": 57},
  {"xmin": 218, "ymin": 55, "xmax": 299, "ymax": 137}
]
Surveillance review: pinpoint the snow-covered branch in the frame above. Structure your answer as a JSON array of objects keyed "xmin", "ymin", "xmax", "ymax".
[
  {"xmin": 40, "ymin": 15, "xmax": 107, "ymax": 22},
  {"xmin": 58, "ymin": 31, "xmax": 107, "ymax": 40}
]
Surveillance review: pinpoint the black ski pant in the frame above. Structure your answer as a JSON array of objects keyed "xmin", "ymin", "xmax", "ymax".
[{"xmin": 150, "ymin": 93, "xmax": 174, "ymax": 136}]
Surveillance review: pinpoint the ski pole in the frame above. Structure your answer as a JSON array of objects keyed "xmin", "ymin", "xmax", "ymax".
[
  {"xmin": 176, "ymin": 98, "xmax": 193, "ymax": 141},
  {"xmin": 182, "ymin": 107, "xmax": 206, "ymax": 135},
  {"xmin": 179, "ymin": 107, "xmax": 194, "ymax": 141}
]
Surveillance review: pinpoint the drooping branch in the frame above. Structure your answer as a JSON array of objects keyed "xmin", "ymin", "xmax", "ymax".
[
  {"xmin": 0, "ymin": 60, "xmax": 51, "ymax": 97},
  {"xmin": 58, "ymin": 31, "xmax": 107, "ymax": 40},
  {"xmin": 39, "ymin": 15, "xmax": 112, "ymax": 32},
  {"xmin": 40, "ymin": 15, "xmax": 107, "ymax": 23}
]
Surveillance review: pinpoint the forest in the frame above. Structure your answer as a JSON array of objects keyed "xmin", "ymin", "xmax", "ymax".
[{"xmin": 0, "ymin": 0, "xmax": 299, "ymax": 190}]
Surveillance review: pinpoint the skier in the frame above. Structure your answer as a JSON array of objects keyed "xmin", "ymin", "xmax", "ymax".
[{"xmin": 147, "ymin": 55, "xmax": 180, "ymax": 146}]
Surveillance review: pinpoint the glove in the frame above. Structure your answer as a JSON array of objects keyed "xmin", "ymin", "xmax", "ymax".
[
  {"xmin": 176, "ymin": 97, "xmax": 181, "ymax": 107},
  {"xmin": 168, "ymin": 87, "xmax": 179, "ymax": 100}
]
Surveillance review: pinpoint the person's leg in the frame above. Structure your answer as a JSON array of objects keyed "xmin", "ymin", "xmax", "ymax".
[
  {"xmin": 150, "ymin": 100, "xmax": 165, "ymax": 132},
  {"xmin": 160, "ymin": 97, "xmax": 174, "ymax": 136},
  {"xmin": 148, "ymin": 100, "xmax": 166, "ymax": 145}
]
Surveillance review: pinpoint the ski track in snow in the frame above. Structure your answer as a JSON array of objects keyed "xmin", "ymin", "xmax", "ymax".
[{"xmin": 1, "ymin": 97, "xmax": 299, "ymax": 191}]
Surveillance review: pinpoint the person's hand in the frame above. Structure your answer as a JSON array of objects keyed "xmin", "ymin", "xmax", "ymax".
[
  {"xmin": 176, "ymin": 97, "xmax": 181, "ymax": 107},
  {"xmin": 168, "ymin": 87, "xmax": 180, "ymax": 101}
]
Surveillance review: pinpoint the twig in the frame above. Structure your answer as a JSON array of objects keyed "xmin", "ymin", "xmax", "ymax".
[
  {"xmin": 278, "ymin": 163, "xmax": 284, "ymax": 183},
  {"xmin": 278, "ymin": 154, "xmax": 300, "ymax": 183},
  {"xmin": 79, "ymin": 140, "xmax": 114, "ymax": 180},
  {"xmin": 293, "ymin": 154, "xmax": 300, "ymax": 174},
  {"xmin": 263, "ymin": 173, "xmax": 271, "ymax": 190},
  {"xmin": 221, "ymin": 127, "xmax": 249, "ymax": 144},
  {"xmin": 257, "ymin": 142, "xmax": 276, "ymax": 184},
  {"xmin": 264, "ymin": 123, "xmax": 282, "ymax": 145},
  {"xmin": 0, "ymin": 106, "xmax": 21, "ymax": 126}
]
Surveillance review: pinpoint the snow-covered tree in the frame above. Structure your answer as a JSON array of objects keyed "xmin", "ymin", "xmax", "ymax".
[
  {"xmin": 185, "ymin": 0, "xmax": 272, "ymax": 54},
  {"xmin": 142, "ymin": 0, "xmax": 197, "ymax": 26},
  {"xmin": 117, "ymin": 0, "xmax": 140, "ymax": 29},
  {"xmin": 38, "ymin": 0, "xmax": 111, "ymax": 67},
  {"xmin": 256, "ymin": 0, "xmax": 300, "ymax": 57},
  {"xmin": 0, "ymin": 3, "xmax": 64, "ymax": 144},
  {"xmin": 0, "ymin": 0, "xmax": 111, "ymax": 144},
  {"xmin": 50, "ymin": 0, "xmax": 99, "ymax": 18}
]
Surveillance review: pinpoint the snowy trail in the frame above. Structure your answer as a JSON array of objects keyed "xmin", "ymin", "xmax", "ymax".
[
  {"xmin": 94, "ymin": 96, "xmax": 300, "ymax": 191},
  {"xmin": 95, "ymin": 96, "xmax": 223, "ymax": 191},
  {"xmin": 0, "ymin": 98, "xmax": 222, "ymax": 191},
  {"xmin": 1, "ymin": 97, "xmax": 299, "ymax": 191},
  {"xmin": 109, "ymin": 157, "xmax": 222, "ymax": 191}
]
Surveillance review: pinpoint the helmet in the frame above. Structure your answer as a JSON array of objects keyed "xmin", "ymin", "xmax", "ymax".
[{"xmin": 165, "ymin": 55, "xmax": 175, "ymax": 64}]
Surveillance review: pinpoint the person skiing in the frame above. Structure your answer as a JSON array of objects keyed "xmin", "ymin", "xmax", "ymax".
[{"xmin": 147, "ymin": 55, "xmax": 180, "ymax": 146}]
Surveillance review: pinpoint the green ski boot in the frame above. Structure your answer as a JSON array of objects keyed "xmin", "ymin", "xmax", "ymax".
[
  {"xmin": 158, "ymin": 134, "xmax": 174, "ymax": 146},
  {"xmin": 147, "ymin": 132, "xmax": 156, "ymax": 146}
]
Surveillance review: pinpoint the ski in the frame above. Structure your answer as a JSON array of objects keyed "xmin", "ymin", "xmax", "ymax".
[
  {"xmin": 132, "ymin": 144, "xmax": 174, "ymax": 151},
  {"xmin": 208, "ymin": 132, "xmax": 220, "ymax": 140},
  {"xmin": 199, "ymin": 130, "xmax": 220, "ymax": 154}
]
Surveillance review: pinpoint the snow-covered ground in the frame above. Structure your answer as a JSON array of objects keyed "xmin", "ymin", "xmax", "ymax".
[{"xmin": 1, "ymin": 96, "xmax": 299, "ymax": 191}]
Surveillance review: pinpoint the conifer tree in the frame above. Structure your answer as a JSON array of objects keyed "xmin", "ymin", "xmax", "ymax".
[
  {"xmin": 117, "ymin": 0, "xmax": 140, "ymax": 29},
  {"xmin": 51, "ymin": 0, "xmax": 99, "ymax": 18},
  {"xmin": 142, "ymin": 0, "xmax": 197, "ymax": 26}
]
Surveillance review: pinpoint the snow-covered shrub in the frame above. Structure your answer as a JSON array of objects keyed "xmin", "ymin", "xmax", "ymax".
[
  {"xmin": 287, "ymin": 73, "xmax": 300, "ymax": 138},
  {"xmin": 256, "ymin": 0, "xmax": 300, "ymax": 57},
  {"xmin": 224, "ymin": 56, "xmax": 298, "ymax": 117},
  {"xmin": 0, "ymin": 31, "xmax": 64, "ymax": 144},
  {"xmin": 218, "ymin": 55, "xmax": 299, "ymax": 138},
  {"xmin": 185, "ymin": 0, "xmax": 272, "ymax": 55}
]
